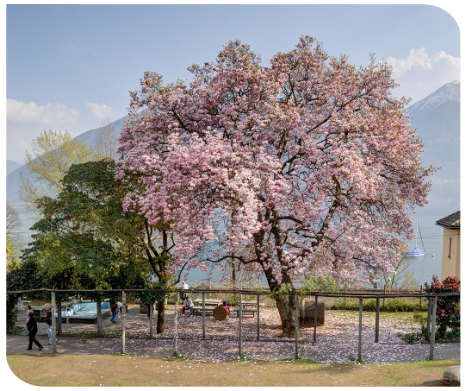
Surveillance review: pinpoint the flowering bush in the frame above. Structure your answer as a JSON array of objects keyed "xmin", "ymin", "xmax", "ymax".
[{"xmin": 424, "ymin": 276, "xmax": 460, "ymax": 338}]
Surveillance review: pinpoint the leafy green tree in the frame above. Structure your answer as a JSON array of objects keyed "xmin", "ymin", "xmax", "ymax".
[
  {"xmin": 19, "ymin": 129, "xmax": 93, "ymax": 211},
  {"xmin": 26, "ymin": 158, "xmax": 185, "ymax": 333},
  {"xmin": 0, "ymin": 228, "xmax": 12, "ymax": 262},
  {"xmin": 0, "ymin": 195, "xmax": 22, "ymax": 247}
]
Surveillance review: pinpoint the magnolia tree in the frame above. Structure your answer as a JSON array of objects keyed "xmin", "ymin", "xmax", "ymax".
[{"xmin": 117, "ymin": 37, "xmax": 433, "ymax": 337}]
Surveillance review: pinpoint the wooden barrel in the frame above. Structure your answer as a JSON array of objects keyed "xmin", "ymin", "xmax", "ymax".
[{"xmin": 213, "ymin": 305, "xmax": 228, "ymax": 321}]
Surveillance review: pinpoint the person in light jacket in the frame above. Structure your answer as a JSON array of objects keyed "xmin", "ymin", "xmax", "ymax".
[
  {"xmin": 26, "ymin": 312, "xmax": 43, "ymax": 351},
  {"xmin": 182, "ymin": 296, "xmax": 194, "ymax": 316},
  {"xmin": 44, "ymin": 303, "xmax": 56, "ymax": 345}
]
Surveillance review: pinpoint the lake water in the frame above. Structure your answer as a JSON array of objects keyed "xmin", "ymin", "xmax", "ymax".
[
  {"xmin": 406, "ymin": 202, "xmax": 459, "ymax": 286},
  {"xmin": 12, "ymin": 201, "xmax": 459, "ymax": 288}
]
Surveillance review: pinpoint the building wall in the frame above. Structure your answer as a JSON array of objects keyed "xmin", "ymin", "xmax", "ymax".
[{"xmin": 441, "ymin": 228, "xmax": 460, "ymax": 279}]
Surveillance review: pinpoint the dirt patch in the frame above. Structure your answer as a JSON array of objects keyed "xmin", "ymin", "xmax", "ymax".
[{"xmin": 6, "ymin": 354, "xmax": 459, "ymax": 387}]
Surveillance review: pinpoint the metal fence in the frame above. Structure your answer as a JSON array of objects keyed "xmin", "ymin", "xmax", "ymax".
[{"xmin": 7, "ymin": 288, "xmax": 460, "ymax": 361}]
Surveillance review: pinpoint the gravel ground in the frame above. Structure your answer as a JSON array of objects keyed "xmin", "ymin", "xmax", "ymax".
[{"xmin": 9, "ymin": 305, "xmax": 460, "ymax": 363}]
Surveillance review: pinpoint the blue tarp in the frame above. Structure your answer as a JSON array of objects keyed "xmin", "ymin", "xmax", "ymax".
[{"xmin": 56, "ymin": 301, "xmax": 110, "ymax": 317}]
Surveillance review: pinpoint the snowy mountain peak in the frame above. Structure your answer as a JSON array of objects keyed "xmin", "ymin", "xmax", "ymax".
[{"xmin": 408, "ymin": 81, "xmax": 460, "ymax": 113}]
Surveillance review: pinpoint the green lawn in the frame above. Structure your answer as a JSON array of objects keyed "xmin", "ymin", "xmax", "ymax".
[{"xmin": 6, "ymin": 354, "xmax": 459, "ymax": 387}]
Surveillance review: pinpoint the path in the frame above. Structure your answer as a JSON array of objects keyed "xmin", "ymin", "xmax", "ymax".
[{"xmin": 8, "ymin": 305, "xmax": 460, "ymax": 363}]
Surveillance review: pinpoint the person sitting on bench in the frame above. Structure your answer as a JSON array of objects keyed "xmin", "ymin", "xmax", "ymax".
[
  {"xmin": 182, "ymin": 296, "xmax": 194, "ymax": 316},
  {"xmin": 222, "ymin": 301, "xmax": 230, "ymax": 316}
]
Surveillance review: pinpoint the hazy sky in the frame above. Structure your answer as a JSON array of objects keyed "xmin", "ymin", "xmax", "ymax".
[{"xmin": 6, "ymin": 4, "xmax": 461, "ymax": 163}]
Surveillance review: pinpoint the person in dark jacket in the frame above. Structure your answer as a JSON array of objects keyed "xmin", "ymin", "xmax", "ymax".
[
  {"xmin": 26, "ymin": 312, "xmax": 43, "ymax": 351},
  {"xmin": 110, "ymin": 300, "xmax": 118, "ymax": 323}
]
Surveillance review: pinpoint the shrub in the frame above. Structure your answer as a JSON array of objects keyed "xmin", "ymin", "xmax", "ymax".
[
  {"xmin": 330, "ymin": 297, "xmax": 428, "ymax": 312},
  {"xmin": 0, "ymin": 295, "xmax": 17, "ymax": 333},
  {"xmin": 424, "ymin": 276, "xmax": 460, "ymax": 338},
  {"xmin": 398, "ymin": 332, "xmax": 421, "ymax": 344},
  {"xmin": 6, "ymin": 258, "xmax": 44, "ymax": 333},
  {"xmin": 302, "ymin": 275, "xmax": 339, "ymax": 293}
]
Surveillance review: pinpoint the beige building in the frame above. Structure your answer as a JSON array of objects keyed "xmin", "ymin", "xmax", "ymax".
[{"xmin": 436, "ymin": 211, "xmax": 460, "ymax": 280}]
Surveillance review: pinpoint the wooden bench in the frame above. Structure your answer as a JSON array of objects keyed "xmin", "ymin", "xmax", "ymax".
[{"xmin": 235, "ymin": 309, "xmax": 257, "ymax": 317}]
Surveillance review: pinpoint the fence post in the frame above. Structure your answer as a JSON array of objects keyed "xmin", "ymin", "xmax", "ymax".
[
  {"xmin": 57, "ymin": 299, "xmax": 62, "ymax": 335},
  {"xmin": 51, "ymin": 292, "xmax": 57, "ymax": 353},
  {"xmin": 256, "ymin": 293, "xmax": 260, "ymax": 342},
  {"xmin": 419, "ymin": 285, "xmax": 422, "ymax": 308},
  {"xmin": 173, "ymin": 291, "xmax": 179, "ymax": 356},
  {"xmin": 294, "ymin": 293, "xmax": 299, "ymax": 359},
  {"xmin": 149, "ymin": 303, "xmax": 153, "ymax": 339},
  {"xmin": 358, "ymin": 298, "xmax": 363, "ymax": 362},
  {"xmin": 382, "ymin": 285, "xmax": 386, "ymax": 309},
  {"xmin": 238, "ymin": 294, "xmax": 243, "ymax": 357},
  {"xmin": 313, "ymin": 295, "xmax": 318, "ymax": 342},
  {"xmin": 426, "ymin": 297, "xmax": 432, "ymax": 342},
  {"xmin": 121, "ymin": 291, "xmax": 126, "ymax": 354},
  {"xmin": 97, "ymin": 299, "xmax": 102, "ymax": 337},
  {"xmin": 375, "ymin": 296, "xmax": 380, "ymax": 343},
  {"xmin": 202, "ymin": 292, "xmax": 206, "ymax": 340},
  {"xmin": 429, "ymin": 296, "xmax": 438, "ymax": 360}
]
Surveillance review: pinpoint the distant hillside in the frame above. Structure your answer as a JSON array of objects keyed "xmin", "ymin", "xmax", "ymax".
[
  {"xmin": 7, "ymin": 82, "xmax": 460, "ymax": 207},
  {"xmin": 6, "ymin": 115, "xmax": 130, "ymax": 203},
  {"xmin": 7, "ymin": 159, "xmax": 23, "ymax": 176},
  {"xmin": 73, "ymin": 115, "xmax": 129, "ymax": 148},
  {"xmin": 407, "ymin": 81, "xmax": 460, "ymax": 205}
]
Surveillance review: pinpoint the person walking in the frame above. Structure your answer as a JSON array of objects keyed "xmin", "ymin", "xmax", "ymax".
[
  {"xmin": 110, "ymin": 300, "xmax": 118, "ymax": 323},
  {"xmin": 26, "ymin": 312, "xmax": 43, "ymax": 351},
  {"xmin": 26, "ymin": 304, "xmax": 33, "ymax": 323},
  {"xmin": 44, "ymin": 303, "xmax": 55, "ymax": 345}
]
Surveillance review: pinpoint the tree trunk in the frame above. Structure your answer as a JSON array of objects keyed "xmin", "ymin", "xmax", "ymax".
[
  {"xmin": 156, "ymin": 300, "xmax": 165, "ymax": 334},
  {"xmin": 232, "ymin": 258, "xmax": 237, "ymax": 286},
  {"xmin": 57, "ymin": 300, "xmax": 62, "ymax": 335},
  {"xmin": 274, "ymin": 294, "xmax": 298, "ymax": 338},
  {"xmin": 263, "ymin": 268, "xmax": 297, "ymax": 338}
]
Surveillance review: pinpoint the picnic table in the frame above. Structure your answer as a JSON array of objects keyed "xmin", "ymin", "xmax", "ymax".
[
  {"xmin": 192, "ymin": 299, "xmax": 222, "ymax": 316},
  {"xmin": 193, "ymin": 299, "xmax": 222, "ymax": 307},
  {"xmin": 235, "ymin": 301, "xmax": 260, "ymax": 317},
  {"xmin": 32, "ymin": 301, "xmax": 72, "ymax": 321}
]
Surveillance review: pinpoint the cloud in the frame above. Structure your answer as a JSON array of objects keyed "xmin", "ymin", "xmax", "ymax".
[
  {"xmin": 386, "ymin": 49, "xmax": 460, "ymax": 105},
  {"xmin": 86, "ymin": 102, "xmax": 115, "ymax": 119},
  {"xmin": 7, "ymin": 99, "xmax": 80, "ymax": 124}
]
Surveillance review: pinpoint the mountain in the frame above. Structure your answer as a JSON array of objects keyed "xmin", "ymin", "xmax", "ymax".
[
  {"xmin": 407, "ymin": 81, "xmax": 460, "ymax": 204},
  {"xmin": 7, "ymin": 159, "xmax": 23, "ymax": 176},
  {"xmin": 73, "ymin": 115, "xmax": 129, "ymax": 148},
  {"xmin": 6, "ymin": 82, "xmax": 460, "ymax": 205},
  {"xmin": 6, "ymin": 115, "xmax": 130, "ymax": 203}
]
